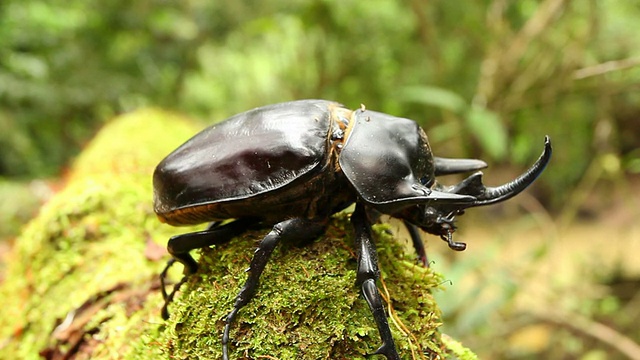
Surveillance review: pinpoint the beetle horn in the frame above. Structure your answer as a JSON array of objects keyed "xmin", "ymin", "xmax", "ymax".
[
  {"xmin": 434, "ymin": 157, "xmax": 488, "ymax": 176},
  {"xmin": 449, "ymin": 136, "xmax": 552, "ymax": 207}
]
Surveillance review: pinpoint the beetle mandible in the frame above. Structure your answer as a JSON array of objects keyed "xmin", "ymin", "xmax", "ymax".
[{"xmin": 154, "ymin": 99, "xmax": 552, "ymax": 359}]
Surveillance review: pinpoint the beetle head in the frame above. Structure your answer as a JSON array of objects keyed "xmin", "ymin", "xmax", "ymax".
[
  {"xmin": 337, "ymin": 106, "xmax": 551, "ymax": 251},
  {"xmin": 397, "ymin": 136, "xmax": 552, "ymax": 251},
  {"xmin": 399, "ymin": 205, "xmax": 468, "ymax": 251}
]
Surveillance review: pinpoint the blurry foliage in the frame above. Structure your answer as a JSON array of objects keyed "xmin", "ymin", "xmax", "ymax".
[
  {"xmin": 0, "ymin": 180, "xmax": 50, "ymax": 242},
  {"xmin": 2, "ymin": 1, "xmax": 640, "ymax": 358},
  {"xmin": 1, "ymin": 0, "xmax": 639, "ymax": 211}
]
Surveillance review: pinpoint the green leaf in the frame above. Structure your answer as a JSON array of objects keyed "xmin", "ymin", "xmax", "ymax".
[
  {"xmin": 465, "ymin": 105, "xmax": 508, "ymax": 160},
  {"xmin": 400, "ymin": 85, "xmax": 467, "ymax": 113}
]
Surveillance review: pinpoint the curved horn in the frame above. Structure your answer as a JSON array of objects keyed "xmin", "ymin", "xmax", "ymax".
[
  {"xmin": 471, "ymin": 136, "xmax": 551, "ymax": 206},
  {"xmin": 447, "ymin": 136, "xmax": 551, "ymax": 207}
]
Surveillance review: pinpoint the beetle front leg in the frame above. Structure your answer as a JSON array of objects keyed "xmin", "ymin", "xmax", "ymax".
[
  {"xmin": 352, "ymin": 203, "xmax": 400, "ymax": 360},
  {"xmin": 222, "ymin": 217, "xmax": 326, "ymax": 360},
  {"xmin": 161, "ymin": 218, "xmax": 257, "ymax": 319}
]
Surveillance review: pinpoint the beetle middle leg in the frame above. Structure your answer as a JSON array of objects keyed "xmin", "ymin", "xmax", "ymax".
[
  {"xmin": 161, "ymin": 218, "xmax": 258, "ymax": 319},
  {"xmin": 222, "ymin": 217, "xmax": 326, "ymax": 360},
  {"xmin": 352, "ymin": 203, "xmax": 401, "ymax": 360},
  {"xmin": 403, "ymin": 220, "xmax": 429, "ymax": 267}
]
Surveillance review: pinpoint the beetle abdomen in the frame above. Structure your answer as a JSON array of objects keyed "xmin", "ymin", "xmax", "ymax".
[{"xmin": 154, "ymin": 100, "xmax": 340, "ymax": 225}]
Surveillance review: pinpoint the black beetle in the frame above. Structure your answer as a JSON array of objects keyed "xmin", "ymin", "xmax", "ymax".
[{"xmin": 154, "ymin": 99, "xmax": 551, "ymax": 359}]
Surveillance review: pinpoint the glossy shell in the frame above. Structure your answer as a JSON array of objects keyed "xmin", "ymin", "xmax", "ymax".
[{"xmin": 153, "ymin": 100, "xmax": 339, "ymax": 225}]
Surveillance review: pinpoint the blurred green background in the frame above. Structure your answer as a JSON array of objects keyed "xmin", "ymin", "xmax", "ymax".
[{"xmin": 1, "ymin": 0, "xmax": 639, "ymax": 358}]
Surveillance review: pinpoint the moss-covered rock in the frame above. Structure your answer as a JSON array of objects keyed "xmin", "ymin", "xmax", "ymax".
[{"xmin": 0, "ymin": 108, "xmax": 475, "ymax": 359}]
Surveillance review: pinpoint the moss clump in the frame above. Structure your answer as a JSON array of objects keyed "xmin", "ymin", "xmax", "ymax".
[
  {"xmin": 0, "ymin": 108, "xmax": 475, "ymax": 359},
  {"xmin": 0, "ymin": 109, "xmax": 198, "ymax": 359},
  {"xmin": 162, "ymin": 216, "xmax": 447, "ymax": 359}
]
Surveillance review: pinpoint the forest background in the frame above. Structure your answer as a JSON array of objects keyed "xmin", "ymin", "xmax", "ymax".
[{"xmin": 1, "ymin": 0, "xmax": 639, "ymax": 358}]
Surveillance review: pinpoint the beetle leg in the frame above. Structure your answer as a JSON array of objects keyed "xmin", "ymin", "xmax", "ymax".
[
  {"xmin": 161, "ymin": 218, "xmax": 257, "ymax": 319},
  {"xmin": 222, "ymin": 218, "xmax": 326, "ymax": 360},
  {"xmin": 403, "ymin": 220, "xmax": 429, "ymax": 267},
  {"xmin": 352, "ymin": 203, "xmax": 400, "ymax": 360}
]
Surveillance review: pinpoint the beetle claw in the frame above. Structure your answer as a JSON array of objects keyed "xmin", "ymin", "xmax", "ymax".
[
  {"xmin": 161, "ymin": 275, "xmax": 188, "ymax": 319},
  {"xmin": 364, "ymin": 341, "xmax": 401, "ymax": 360},
  {"xmin": 159, "ymin": 258, "xmax": 177, "ymax": 301},
  {"xmin": 160, "ymin": 258, "xmax": 188, "ymax": 319}
]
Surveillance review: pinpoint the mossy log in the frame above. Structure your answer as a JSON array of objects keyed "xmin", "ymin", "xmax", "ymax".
[{"xmin": 0, "ymin": 109, "xmax": 476, "ymax": 359}]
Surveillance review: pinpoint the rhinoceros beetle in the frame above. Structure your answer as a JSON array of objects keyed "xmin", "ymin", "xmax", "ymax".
[{"xmin": 154, "ymin": 99, "xmax": 551, "ymax": 359}]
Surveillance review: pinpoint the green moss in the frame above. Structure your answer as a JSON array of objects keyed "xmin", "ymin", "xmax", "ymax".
[
  {"xmin": 441, "ymin": 334, "xmax": 478, "ymax": 360},
  {"xmin": 0, "ymin": 108, "xmax": 476, "ymax": 359},
  {"xmin": 0, "ymin": 109, "xmax": 198, "ymax": 359},
  {"xmin": 159, "ymin": 217, "xmax": 448, "ymax": 359}
]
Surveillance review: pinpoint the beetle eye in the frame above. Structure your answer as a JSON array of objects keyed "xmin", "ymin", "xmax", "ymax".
[{"xmin": 420, "ymin": 176, "xmax": 430, "ymax": 186}]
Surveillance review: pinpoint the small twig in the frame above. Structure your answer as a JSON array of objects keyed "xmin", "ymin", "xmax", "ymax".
[
  {"xmin": 256, "ymin": 355, "xmax": 280, "ymax": 360},
  {"xmin": 299, "ymin": 263, "xmax": 310, "ymax": 278},
  {"xmin": 474, "ymin": 0, "xmax": 569, "ymax": 106},
  {"xmin": 515, "ymin": 191, "xmax": 559, "ymax": 244},
  {"xmin": 535, "ymin": 309, "xmax": 640, "ymax": 360},
  {"xmin": 557, "ymin": 154, "xmax": 605, "ymax": 229},
  {"xmin": 574, "ymin": 57, "xmax": 640, "ymax": 80},
  {"xmin": 379, "ymin": 276, "xmax": 425, "ymax": 360},
  {"xmin": 503, "ymin": 0, "xmax": 569, "ymax": 69}
]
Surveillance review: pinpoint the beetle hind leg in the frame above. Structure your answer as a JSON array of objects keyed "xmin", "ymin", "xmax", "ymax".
[
  {"xmin": 160, "ymin": 258, "xmax": 185, "ymax": 319},
  {"xmin": 161, "ymin": 218, "xmax": 257, "ymax": 319}
]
